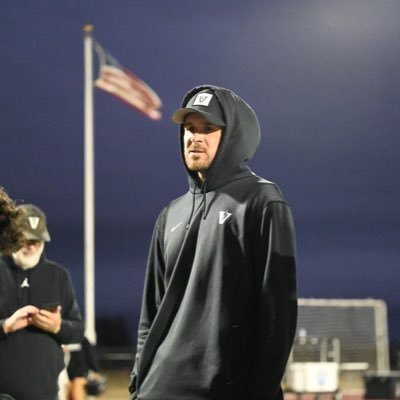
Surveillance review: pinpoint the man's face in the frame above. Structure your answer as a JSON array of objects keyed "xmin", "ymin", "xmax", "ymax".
[
  {"xmin": 12, "ymin": 239, "xmax": 44, "ymax": 269},
  {"xmin": 183, "ymin": 113, "xmax": 222, "ymax": 180}
]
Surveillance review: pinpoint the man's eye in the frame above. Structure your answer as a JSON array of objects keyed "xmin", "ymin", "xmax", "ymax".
[{"xmin": 184, "ymin": 126, "xmax": 217, "ymax": 134}]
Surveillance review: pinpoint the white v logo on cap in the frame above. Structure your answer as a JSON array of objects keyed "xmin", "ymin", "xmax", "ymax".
[
  {"xmin": 29, "ymin": 216, "xmax": 40, "ymax": 230},
  {"xmin": 193, "ymin": 93, "xmax": 213, "ymax": 107}
]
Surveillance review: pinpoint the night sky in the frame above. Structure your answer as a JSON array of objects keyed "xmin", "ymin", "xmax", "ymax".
[{"xmin": 1, "ymin": 1, "xmax": 399, "ymax": 347}]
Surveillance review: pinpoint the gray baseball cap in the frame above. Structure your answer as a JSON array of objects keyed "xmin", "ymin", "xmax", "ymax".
[
  {"xmin": 172, "ymin": 89, "xmax": 225, "ymax": 126},
  {"xmin": 17, "ymin": 204, "xmax": 51, "ymax": 242}
]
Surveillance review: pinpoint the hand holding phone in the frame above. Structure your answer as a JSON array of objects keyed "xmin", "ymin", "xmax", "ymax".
[
  {"xmin": 33, "ymin": 303, "xmax": 62, "ymax": 333},
  {"xmin": 41, "ymin": 303, "xmax": 60, "ymax": 313}
]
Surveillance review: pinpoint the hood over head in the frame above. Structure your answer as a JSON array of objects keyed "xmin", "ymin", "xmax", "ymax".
[{"xmin": 172, "ymin": 85, "xmax": 261, "ymax": 191}]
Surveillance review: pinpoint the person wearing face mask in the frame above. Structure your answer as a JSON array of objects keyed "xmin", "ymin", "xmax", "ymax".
[{"xmin": 0, "ymin": 203, "xmax": 84, "ymax": 400}]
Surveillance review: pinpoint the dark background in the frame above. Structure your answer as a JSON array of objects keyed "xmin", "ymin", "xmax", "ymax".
[{"xmin": 1, "ymin": 1, "xmax": 399, "ymax": 350}]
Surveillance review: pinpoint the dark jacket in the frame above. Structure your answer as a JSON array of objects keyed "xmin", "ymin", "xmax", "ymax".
[
  {"xmin": 130, "ymin": 85, "xmax": 297, "ymax": 400},
  {"xmin": 0, "ymin": 253, "xmax": 84, "ymax": 399}
]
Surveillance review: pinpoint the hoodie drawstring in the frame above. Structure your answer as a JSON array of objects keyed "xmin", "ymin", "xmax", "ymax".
[
  {"xmin": 186, "ymin": 186, "xmax": 197, "ymax": 230},
  {"xmin": 186, "ymin": 180, "xmax": 208, "ymax": 229},
  {"xmin": 202, "ymin": 180, "xmax": 207, "ymax": 220}
]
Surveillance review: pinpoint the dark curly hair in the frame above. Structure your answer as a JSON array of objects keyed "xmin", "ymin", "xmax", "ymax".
[{"xmin": 0, "ymin": 187, "xmax": 25, "ymax": 254}]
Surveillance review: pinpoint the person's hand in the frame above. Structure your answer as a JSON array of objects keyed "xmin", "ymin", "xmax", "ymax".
[
  {"xmin": 2, "ymin": 305, "xmax": 39, "ymax": 334},
  {"xmin": 31, "ymin": 305, "xmax": 62, "ymax": 334}
]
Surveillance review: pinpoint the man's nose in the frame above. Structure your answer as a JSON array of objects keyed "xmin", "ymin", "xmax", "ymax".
[{"xmin": 189, "ymin": 131, "xmax": 203, "ymax": 141}]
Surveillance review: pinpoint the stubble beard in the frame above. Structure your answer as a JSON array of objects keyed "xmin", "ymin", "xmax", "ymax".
[{"xmin": 185, "ymin": 153, "xmax": 211, "ymax": 174}]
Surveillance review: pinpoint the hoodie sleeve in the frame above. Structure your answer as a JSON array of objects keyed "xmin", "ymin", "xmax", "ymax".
[
  {"xmin": 54, "ymin": 269, "xmax": 84, "ymax": 344},
  {"xmin": 129, "ymin": 209, "xmax": 167, "ymax": 399},
  {"xmin": 0, "ymin": 320, "xmax": 7, "ymax": 340},
  {"xmin": 247, "ymin": 201, "xmax": 297, "ymax": 400}
]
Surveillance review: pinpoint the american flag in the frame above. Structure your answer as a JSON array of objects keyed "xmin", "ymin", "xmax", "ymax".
[{"xmin": 94, "ymin": 41, "xmax": 162, "ymax": 120}]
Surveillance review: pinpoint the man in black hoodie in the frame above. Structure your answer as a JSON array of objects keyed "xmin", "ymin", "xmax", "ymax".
[
  {"xmin": 0, "ymin": 203, "xmax": 84, "ymax": 400},
  {"xmin": 130, "ymin": 85, "xmax": 297, "ymax": 400}
]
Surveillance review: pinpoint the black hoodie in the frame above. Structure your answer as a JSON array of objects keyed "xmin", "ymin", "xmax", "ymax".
[
  {"xmin": 130, "ymin": 85, "xmax": 297, "ymax": 400},
  {"xmin": 0, "ymin": 253, "xmax": 84, "ymax": 399}
]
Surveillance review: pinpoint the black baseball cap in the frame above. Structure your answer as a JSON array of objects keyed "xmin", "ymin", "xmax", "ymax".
[
  {"xmin": 16, "ymin": 204, "xmax": 51, "ymax": 242},
  {"xmin": 172, "ymin": 89, "xmax": 225, "ymax": 126}
]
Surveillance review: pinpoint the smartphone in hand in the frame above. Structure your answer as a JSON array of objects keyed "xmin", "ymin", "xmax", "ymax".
[{"xmin": 41, "ymin": 303, "xmax": 59, "ymax": 312}]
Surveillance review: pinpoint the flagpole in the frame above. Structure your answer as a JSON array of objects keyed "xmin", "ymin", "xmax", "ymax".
[{"xmin": 83, "ymin": 24, "xmax": 96, "ymax": 344}]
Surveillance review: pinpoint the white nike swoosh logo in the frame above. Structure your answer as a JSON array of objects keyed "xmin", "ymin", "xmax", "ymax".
[{"xmin": 171, "ymin": 221, "xmax": 183, "ymax": 232}]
